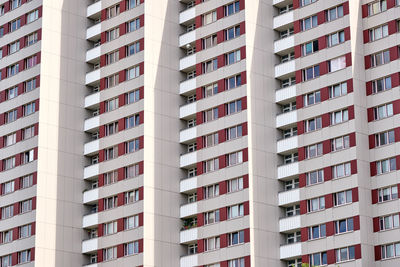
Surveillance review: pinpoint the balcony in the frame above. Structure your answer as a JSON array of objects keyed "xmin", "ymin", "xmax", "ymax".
[
  {"xmin": 180, "ymin": 78, "xmax": 196, "ymax": 95},
  {"xmin": 83, "ymin": 188, "xmax": 99, "ymax": 204},
  {"xmin": 280, "ymin": 243, "xmax": 302, "ymax": 259},
  {"xmin": 180, "ymin": 127, "xmax": 197, "ymax": 143},
  {"xmin": 84, "ymin": 163, "xmax": 99, "ymax": 179},
  {"xmin": 180, "ymin": 228, "xmax": 198, "ymax": 244},
  {"xmin": 180, "ymin": 54, "xmax": 196, "ymax": 71},
  {"xmin": 84, "ymin": 116, "xmax": 100, "ymax": 132},
  {"xmin": 180, "ymin": 151, "xmax": 197, "ymax": 168},
  {"xmin": 274, "ymin": 35, "xmax": 294, "ymax": 54},
  {"xmin": 275, "ymin": 60, "xmax": 295, "ymax": 78},
  {"xmin": 180, "ymin": 202, "xmax": 198, "ymax": 218},
  {"xmin": 277, "ymin": 136, "xmax": 298, "ymax": 154},
  {"xmin": 276, "ymin": 110, "xmax": 297, "ymax": 128},
  {"xmin": 86, "ymin": 23, "xmax": 101, "ymax": 41},
  {"xmin": 180, "ymin": 7, "xmax": 196, "ymax": 25},
  {"xmin": 276, "ymin": 85, "xmax": 296, "ymax": 104},
  {"xmin": 277, "ymin": 161, "xmax": 299, "ymax": 179},
  {"xmin": 180, "ymin": 254, "xmax": 198, "ymax": 267},
  {"xmin": 279, "ymin": 215, "xmax": 301, "ymax": 232},
  {"xmin": 82, "ymin": 238, "xmax": 98, "ymax": 253},
  {"xmin": 85, "ymin": 69, "xmax": 100, "ymax": 85},
  {"xmin": 179, "ymin": 30, "xmax": 196, "ymax": 48},
  {"xmin": 180, "ymin": 177, "xmax": 197, "ymax": 193},
  {"xmin": 87, "ymin": 0, "xmax": 101, "ymax": 18},
  {"xmin": 85, "ymin": 92, "xmax": 100, "ymax": 109},
  {"xmin": 82, "ymin": 213, "xmax": 99, "ymax": 228},
  {"xmin": 273, "ymin": 11, "xmax": 294, "ymax": 30},
  {"xmin": 84, "ymin": 140, "xmax": 99, "ymax": 156},
  {"xmin": 278, "ymin": 189, "xmax": 300, "ymax": 206},
  {"xmin": 180, "ymin": 102, "xmax": 196, "ymax": 119},
  {"xmin": 86, "ymin": 46, "xmax": 101, "ymax": 63}
]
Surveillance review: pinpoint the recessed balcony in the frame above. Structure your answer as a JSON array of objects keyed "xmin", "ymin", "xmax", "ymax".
[
  {"xmin": 280, "ymin": 243, "xmax": 302, "ymax": 259},
  {"xmin": 86, "ymin": 46, "xmax": 101, "ymax": 63},
  {"xmin": 277, "ymin": 161, "xmax": 299, "ymax": 179},
  {"xmin": 273, "ymin": 10, "xmax": 294, "ymax": 30},
  {"xmin": 278, "ymin": 188, "xmax": 300, "ymax": 206},
  {"xmin": 179, "ymin": 30, "xmax": 196, "ymax": 48},
  {"xmin": 180, "ymin": 227, "xmax": 198, "ymax": 244},
  {"xmin": 82, "ymin": 213, "xmax": 99, "ymax": 228},
  {"xmin": 180, "ymin": 254, "xmax": 198, "ymax": 267},
  {"xmin": 85, "ymin": 69, "xmax": 100, "ymax": 85},
  {"xmin": 180, "ymin": 151, "xmax": 197, "ymax": 168},
  {"xmin": 275, "ymin": 60, "xmax": 295, "ymax": 78},
  {"xmin": 83, "ymin": 188, "xmax": 99, "ymax": 204},
  {"xmin": 180, "ymin": 176, "xmax": 197, "ymax": 193},
  {"xmin": 277, "ymin": 136, "xmax": 298, "ymax": 154},
  {"xmin": 180, "ymin": 127, "xmax": 197, "ymax": 143},
  {"xmin": 85, "ymin": 92, "xmax": 100, "ymax": 109},
  {"xmin": 180, "ymin": 54, "xmax": 196, "ymax": 71},
  {"xmin": 180, "ymin": 78, "xmax": 196, "ymax": 95},
  {"xmin": 180, "ymin": 102, "xmax": 196, "ymax": 119},
  {"xmin": 84, "ymin": 163, "xmax": 99, "ymax": 180},
  {"xmin": 276, "ymin": 85, "xmax": 296, "ymax": 104},
  {"xmin": 82, "ymin": 238, "xmax": 98, "ymax": 253},
  {"xmin": 180, "ymin": 7, "xmax": 195, "ymax": 25},
  {"xmin": 279, "ymin": 215, "xmax": 301, "ymax": 233},
  {"xmin": 86, "ymin": 23, "xmax": 101, "ymax": 41},
  {"xmin": 274, "ymin": 35, "xmax": 294, "ymax": 54},
  {"xmin": 276, "ymin": 110, "xmax": 297, "ymax": 128},
  {"xmin": 84, "ymin": 116, "xmax": 100, "ymax": 132},
  {"xmin": 87, "ymin": 1, "xmax": 101, "ymax": 18},
  {"xmin": 180, "ymin": 202, "xmax": 198, "ymax": 218}
]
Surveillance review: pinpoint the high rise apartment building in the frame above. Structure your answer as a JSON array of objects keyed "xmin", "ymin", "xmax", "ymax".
[{"xmin": 0, "ymin": 0, "xmax": 399, "ymax": 266}]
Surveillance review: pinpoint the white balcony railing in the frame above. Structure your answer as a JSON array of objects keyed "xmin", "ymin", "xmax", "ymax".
[
  {"xmin": 179, "ymin": 7, "xmax": 196, "ymax": 24},
  {"xmin": 82, "ymin": 238, "xmax": 98, "ymax": 253},
  {"xmin": 275, "ymin": 60, "xmax": 295, "ymax": 78},
  {"xmin": 84, "ymin": 116, "xmax": 100, "ymax": 132},
  {"xmin": 279, "ymin": 215, "xmax": 301, "ymax": 232},
  {"xmin": 274, "ymin": 35, "xmax": 294, "ymax": 54},
  {"xmin": 82, "ymin": 213, "xmax": 99, "ymax": 228},
  {"xmin": 180, "ymin": 54, "xmax": 196, "ymax": 71},
  {"xmin": 83, "ymin": 188, "xmax": 99, "ymax": 204},
  {"xmin": 180, "ymin": 202, "xmax": 197, "ymax": 218},
  {"xmin": 180, "ymin": 78, "xmax": 196, "ymax": 95},
  {"xmin": 280, "ymin": 243, "xmax": 302, "ymax": 259},
  {"xmin": 275, "ymin": 85, "xmax": 296, "ymax": 103},
  {"xmin": 180, "ymin": 228, "xmax": 198, "ymax": 244},
  {"xmin": 180, "ymin": 127, "xmax": 197, "ymax": 143},
  {"xmin": 84, "ymin": 139, "xmax": 99, "ymax": 155},
  {"xmin": 276, "ymin": 110, "xmax": 297, "ymax": 128},
  {"xmin": 277, "ymin": 136, "xmax": 298, "ymax": 154},
  {"xmin": 180, "ymin": 151, "xmax": 197, "ymax": 168},
  {"xmin": 179, "ymin": 30, "xmax": 196, "ymax": 47},
  {"xmin": 180, "ymin": 177, "xmax": 197, "ymax": 193},
  {"xmin": 86, "ymin": 23, "xmax": 101, "ymax": 40},
  {"xmin": 87, "ymin": 0, "xmax": 101, "ymax": 18},
  {"xmin": 278, "ymin": 189, "xmax": 300, "ymax": 206},
  {"xmin": 85, "ymin": 69, "xmax": 100, "ymax": 85},
  {"xmin": 180, "ymin": 102, "xmax": 196, "ymax": 119},
  {"xmin": 180, "ymin": 254, "xmax": 199, "ymax": 267},
  {"xmin": 86, "ymin": 46, "xmax": 101, "ymax": 62},
  {"xmin": 277, "ymin": 161, "xmax": 299, "ymax": 179},
  {"xmin": 85, "ymin": 92, "xmax": 100, "ymax": 108},
  {"xmin": 273, "ymin": 11, "xmax": 294, "ymax": 29},
  {"xmin": 84, "ymin": 163, "xmax": 99, "ymax": 179}
]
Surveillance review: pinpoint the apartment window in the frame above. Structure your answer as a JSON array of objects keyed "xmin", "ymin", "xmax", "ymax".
[
  {"xmin": 103, "ymin": 170, "xmax": 118, "ymax": 185},
  {"xmin": 205, "ymin": 158, "xmax": 219, "ymax": 172},
  {"xmin": 283, "ymin": 127, "xmax": 297, "ymax": 139},
  {"xmin": 286, "ymin": 205, "xmax": 300, "ymax": 217},
  {"xmin": 226, "ymin": 49, "xmax": 241, "ymax": 65},
  {"xmin": 105, "ymin": 146, "xmax": 118, "ymax": 160},
  {"xmin": 335, "ymin": 218, "xmax": 354, "ymax": 234},
  {"xmin": 285, "ymin": 179, "xmax": 299, "ymax": 191},
  {"xmin": 203, "ymin": 107, "xmax": 219, "ymax": 122},
  {"xmin": 103, "ymin": 246, "xmax": 117, "ymax": 261},
  {"xmin": 329, "ymin": 82, "xmax": 347, "ymax": 98},
  {"xmin": 10, "ymin": 18, "xmax": 21, "ymax": 32},
  {"xmin": 228, "ymin": 258, "xmax": 245, "ymax": 267},
  {"xmin": 127, "ymin": 18, "xmax": 140, "ymax": 32},
  {"xmin": 305, "ymin": 143, "xmax": 322, "ymax": 159},
  {"xmin": 0, "ymin": 27, "xmax": 3, "ymax": 38},
  {"xmin": 307, "ymin": 196, "xmax": 325, "ymax": 212},
  {"xmin": 368, "ymin": 0, "xmax": 387, "ymax": 16},
  {"xmin": 308, "ymin": 224, "xmax": 326, "ymax": 240},
  {"xmin": 204, "ymin": 132, "xmax": 218, "ymax": 147},
  {"xmin": 374, "ymin": 103, "xmax": 393, "ymax": 120},
  {"xmin": 126, "ymin": 0, "xmax": 140, "ymax": 9},
  {"xmin": 302, "ymin": 40, "xmax": 318, "ymax": 56},
  {"xmin": 225, "ymin": 74, "xmax": 242, "ymax": 90},
  {"xmin": 287, "ymin": 231, "xmax": 301, "ymax": 244},
  {"xmin": 1, "ymin": 255, "xmax": 12, "ymax": 267},
  {"xmin": 4, "ymin": 133, "xmax": 16, "ymax": 147},
  {"xmin": 105, "ymin": 73, "xmax": 119, "ymax": 88},
  {"xmin": 326, "ymin": 5, "xmax": 344, "ymax": 22},
  {"xmin": 127, "ymin": 41, "xmax": 140, "ymax": 56},
  {"xmin": 305, "ymin": 117, "xmax": 322, "ymax": 132},
  {"xmin": 26, "ymin": 32, "xmax": 38, "ymax": 46},
  {"xmin": 331, "ymin": 135, "xmax": 350, "ymax": 151},
  {"xmin": 306, "ymin": 169, "xmax": 324, "ymax": 186},
  {"xmin": 1, "ymin": 204, "xmax": 14, "ymax": 219},
  {"xmin": 284, "ymin": 153, "xmax": 298, "ymax": 164},
  {"xmin": 124, "ymin": 241, "xmax": 139, "ymax": 256},
  {"xmin": 125, "ymin": 163, "xmax": 140, "ymax": 179},
  {"xmin": 106, "ymin": 4, "xmax": 120, "ymax": 19},
  {"xmin": 300, "ymin": 15, "xmax": 318, "ymax": 31},
  {"xmin": 302, "ymin": 65, "xmax": 320, "ymax": 81},
  {"xmin": 280, "ymin": 28, "xmax": 294, "ymax": 39},
  {"xmin": 202, "ymin": 82, "xmax": 218, "ymax": 98},
  {"xmin": 225, "ymin": 25, "xmax": 240, "ymax": 41},
  {"xmin": 126, "ymin": 65, "xmax": 140, "ymax": 80},
  {"xmin": 228, "ymin": 177, "xmax": 243, "ymax": 193},
  {"xmin": 370, "ymin": 24, "xmax": 389, "ymax": 42},
  {"xmin": 126, "ymin": 89, "xmax": 140, "ymax": 104},
  {"xmin": 335, "ymin": 246, "xmax": 356, "ymax": 263},
  {"xmin": 106, "ymin": 27, "xmax": 119, "ymax": 42},
  {"xmin": 105, "ymin": 97, "xmax": 118, "ymax": 112},
  {"xmin": 204, "ymin": 210, "xmax": 220, "ymax": 225},
  {"xmin": 7, "ymin": 63, "xmax": 19, "ymax": 77},
  {"xmin": 5, "ymin": 86, "xmax": 18, "ymax": 101},
  {"xmin": 226, "ymin": 99, "xmax": 242, "ymax": 115},
  {"xmin": 380, "ymin": 214, "xmax": 400, "ymax": 231},
  {"xmin": 375, "ymin": 130, "xmax": 395, "ymax": 147},
  {"xmin": 188, "ymin": 244, "xmax": 197, "ymax": 255},
  {"xmin": 226, "ymin": 125, "xmax": 243, "ymax": 141},
  {"xmin": 225, "ymin": 1, "xmax": 240, "ymax": 16},
  {"xmin": 334, "ymin": 190, "xmax": 353, "ymax": 206},
  {"xmin": 0, "ymin": 5, "xmax": 4, "ymax": 16},
  {"xmin": 124, "ymin": 215, "xmax": 139, "ymax": 230},
  {"xmin": 24, "ymin": 102, "xmax": 36, "ymax": 116},
  {"xmin": 204, "ymin": 184, "xmax": 219, "ymax": 199},
  {"xmin": 11, "ymin": 0, "xmax": 21, "ymax": 9},
  {"xmin": 228, "ymin": 230, "xmax": 245, "ymax": 246},
  {"xmin": 302, "ymin": 91, "xmax": 320, "ymax": 108},
  {"xmin": 227, "ymin": 151, "xmax": 243, "ymax": 166},
  {"xmin": 310, "ymin": 252, "xmax": 327, "ymax": 266},
  {"xmin": 21, "ymin": 174, "xmax": 33, "ymax": 189},
  {"xmin": 287, "ymin": 259, "xmax": 302, "ymax": 267},
  {"xmin": 125, "ymin": 189, "xmax": 139, "ymax": 204},
  {"xmin": 381, "ymin": 242, "xmax": 400, "ymax": 259},
  {"xmin": 377, "ymin": 157, "xmax": 397, "ymax": 173},
  {"xmin": 328, "ymin": 56, "xmax": 346, "ymax": 72},
  {"xmin": 2, "ymin": 181, "xmax": 15, "ymax": 194},
  {"xmin": 20, "ymin": 199, "xmax": 32, "ymax": 213},
  {"xmin": 332, "ymin": 162, "xmax": 351, "ymax": 178},
  {"xmin": 202, "ymin": 34, "xmax": 217, "ymax": 49},
  {"xmin": 228, "ymin": 204, "xmax": 244, "ymax": 219},
  {"xmin": 300, "ymin": 0, "xmax": 316, "ymax": 6},
  {"xmin": 25, "ymin": 78, "xmax": 37, "ymax": 92},
  {"xmin": 205, "ymin": 236, "xmax": 220, "ymax": 251},
  {"xmin": 27, "ymin": 10, "xmax": 39, "ymax": 23},
  {"xmin": 104, "ymin": 221, "xmax": 117, "ymax": 235},
  {"xmin": 378, "ymin": 186, "xmax": 398, "ymax": 202},
  {"xmin": 104, "ymin": 196, "xmax": 118, "ymax": 210},
  {"xmin": 202, "ymin": 58, "xmax": 218, "ymax": 73},
  {"xmin": 22, "ymin": 149, "xmax": 34, "ymax": 164},
  {"xmin": 187, "ymin": 119, "xmax": 196, "ymax": 128},
  {"xmin": 18, "ymin": 250, "xmax": 31, "ymax": 264},
  {"xmin": 9, "ymin": 40, "xmax": 20, "ymax": 54},
  {"xmin": 331, "ymin": 108, "xmax": 348, "ymax": 125},
  {"xmin": 327, "ymin": 30, "xmax": 345, "ymax": 47},
  {"xmin": 105, "ymin": 121, "xmax": 118, "ymax": 136},
  {"xmin": 372, "ymin": 76, "xmax": 392, "ymax": 94},
  {"xmin": 3, "ymin": 157, "xmax": 16, "ymax": 170},
  {"xmin": 1, "ymin": 229, "xmax": 13, "ymax": 243},
  {"xmin": 281, "ymin": 52, "xmax": 294, "ymax": 63},
  {"xmin": 106, "ymin": 50, "xmax": 119, "ymax": 65},
  {"xmin": 371, "ymin": 50, "xmax": 390, "ymax": 67},
  {"xmin": 203, "ymin": 10, "xmax": 217, "ymax": 25},
  {"xmin": 125, "ymin": 114, "xmax": 140, "ymax": 129}
]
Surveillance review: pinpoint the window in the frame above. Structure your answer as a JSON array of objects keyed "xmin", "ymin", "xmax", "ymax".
[
  {"xmin": 228, "ymin": 204, "xmax": 244, "ymax": 219},
  {"xmin": 328, "ymin": 56, "xmax": 346, "ymax": 72},
  {"xmin": 225, "ymin": 74, "xmax": 242, "ymax": 90},
  {"xmin": 105, "ymin": 146, "xmax": 118, "ymax": 160},
  {"xmin": 329, "ymin": 82, "xmax": 347, "ymax": 98},
  {"xmin": 203, "ymin": 10, "xmax": 217, "ymax": 25},
  {"xmin": 204, "ymin": 184, "xmax": 219, "ymax": 199},
  {"xmin": 302, "ymin": 40, "xmax": 319, "ymax": 56},
  {"xmin": 127, "ymin": 18, "xmax": 140, "ymax": 32},
  {"xmin": 124, "ymin": 241, "xmax": 139, "ymax": 255},
  {"xmin": 226, "ymin": 49, "xmax": 241, "ymax": 65},
  {"xmin": 228, "ymin": 258, "xmax": 245, "ymax": 267},
  {"xmin": 332, "ymin": 162, "xmax": 351, "ymax": 178},
  {"xmin": 103, "ymin": 246, "xmax": 117, "ymax": 261},
  {"xmin": 226, "ymin": 99, "xmax": 242, "ymax": 115},
  {"xmin": 205, "ymin": 236, "xmax": 220, "ymax": 251},
  {"xmin": 126, "ymin": 0, "xmax": 140, "ymax": 9},
  {"xmin": 205, "ymin": 158, "xmax": 219, "ymax": 172},
  {"xmin": 104, "ymin": 196, "xmax": 118, "ymax": 210},
  {"xmin": 281, "ymin": 52, "xmax": 294, "ymax": 63},
  {"xmin": 105, "ymin": 97, "xmax": 118, "ymax": 112},
  {"xmin": 382, "ymin": 242, "xmax": 400, "ymax": 259},
  {"xmin": 326, "ymin": 5, "xmax": 344, "ymax": 22},
  {"xmin": 1, "ymin": 229, "xmax": 13, "ymax": 243},
  {"xmin": 27, "ymin": 10, "xmax": 39, "ymax": 23},
  {"xmin": 283, "ymin": 127, "xmax": 297, "ymax": 139},
  {"xmin": 376, "ymin": 157, "xmax": 397, "ymax": 175},
  {"xmin": 286, "ymin": 205, "xmax": 300, "ymax": 217},
  {"xmin": 106, "ymin": 27, "xmax": 119, "ymax": 41},
  {"xmin": 300, "ymin": 0, "xmax": 316, "ymax": 7},
  {"xmin": 331, "ymin": 135, "xmax": 350, "ymax": 151},
  {"xmin": 21, "ymin": 174, "xmax": 33, "ymax": 189},
  {"xmin": 203, "ymin": 132, "xmax": 218, "ymax": 148},
  {"xmin": 228, "ymin": 177, "xmax": 244, "ymax": 193},
  {"xmin": 3, "ymin": 157, "xmax": 16, "ymax": 170},
  {"xmin": 300, "ymin": 15, "xmax": 318, "ymax": 31},
  {"xmin": 281, "ymin": 77, "xmax": 296, "ymax": 88},
  {"xmin": 1, "ymin": 205, "xmax": 14, "ymax": 219},
  {"xmin": 106, "ymin": 50, "xmax": 119, "ymax": 65},
  {"xmin": 19, "ymin": 224, "xmax": 31, "ymax": 239},
  {"xmin": 105, "ymin": 73, "xmax": 119, "ymax": 88},
  {"xmin": 302, "ymin": 65, "xmax": 320, "ymax": 81},
  {"xmin": 368, "ymin": 0, "xmax": 387, "ymax": 16},
  {"xmin": 374, "ymin": 103, "xmax": 393, "ymax": 120},
  {"xmin": 26, "ymin": 32, "xmax": 38, "ymax": 46},
  {"xmin": 126, "ymin": 41, "xmax": 140, "ymax": 56},
  {"xmin": 24, "ymin": 102, "xmax": 36, "ymax": 116},
  {"xmin": 369, "ymin": 24, "xmax": 389, "ymax": 42},
  {"xmin": 308, "ymin": 224, "xmax": 326, "ymax": 240},
  {"xmin": 331, "ymin": 108, "xmax": 348, "ymax": 125},
  {"xmin": 310, "ymin": 252, "xmax": 327, "ymax": 266},
  {"xmin": 2, "ymin": 181, "xmax": 15, "ymax": 194},
  {"xmin": 25, "ymin": 78, "xmax": 37, "ymax": 92},
  {"xmin": 335, "ymin": 218, "xmax": 354, "ymax": 234},
  {"xmin": 287, "ymin": 259, "xmax": 302, "ymax": 267},
  {"xmin": 202, "ymin": 34, "xmax": 217, "ymax": 49},
  {"xmin": 378, "ymin": 186, "xmax": 398, "ymax": 202},
  {"xmin": 20, "ymin": 199, "xmax": 32, "ymax": 213},
  {"xmin": 11, "ymin": 0, "xmax": 21, "ymax": 9},
  {"xmin": 380, "ymin": 214, "xmax": 400, "ymax": 231},
  {"xmin": 125, "ymin": 189, "xmax": 140, "ymax": 204},
  {"xmin": 7, "ymin": 63, "xmax": 19, "ymax": 77},
  {"xmin": 285, "ymin": 179, "xmax": 299, "ymax": 191},
  {"xmin": 372, "ymin": 76, "xmax": 392, "ymax": 94},
  {"xmin": 126, "ymin": 65, "xmax": 140, "ymax": 80},
  {"xmin": 125, "ymin": 163, "xmax": 140, "ymax": 179},
  {"xmin": 334, "ymin": 190, "xmax": 353, "ymax": 206},
  {"xmin": 103, "ymin": 170, "xmax": 118, "ymax": 185},
  {"xmin": 4, "ymin": 133, "xmax": 16, "ymax": 147},
  {"xmin": 336, "ymin": 246, "xmax": 355, "ymax": 262},
  {"xmin": 188, "ymin": 244, "xmax": 197, "ymax": 255},
  {"xmin": 225, "ymin": 25, "xmax": 241, "ymax": 41},
  {"xmin": 1, "ymin": 255, "xmax": 12, "ymax": 267},
  {"xmin": 305, "ymin": 117, "xmax": 322, "ymax": 132},
  {"xmin": 105, "ymin": 121, "xmax": 118, "ymax": 136},
  {"xmin": 124, "ymin": 215, "xmax": 139, "ymax": 230},
  {"xmin": 375, "ymin": 130, "xmax": 395, "ymax": 147},
  {"xmin": 228, "ymin": 230, "xmax": 245, "ymax": 246},
  {"xmin": 126, "ymin": 89, "xmax": 140, "ymax": 104},
  {"xmin": 203, "ymin": 107, "xmax": 219, "ymax": 122},
  {"xmin": 202, "ymin": 58, "xmax": 218, "ymax": 73},
  {"xmin": 9, "ymin": 40, "xmax": 20, "ymax": 54},
  {"xmin": 202, "ymin": 82, "xmax": 218, "ymax": 98},
  {"xmin": 18, "ymin": 250, "xmax": 31, "ymax": 264},
  {"xmin": 303, "ymin": 91, "xmax": 320, "ymax": 106},
  {"xmin": 22, "ymin": 149, "xmax": 34, "ymax": 164},
  {"xmin": 226, "ymin": 125, "xmax": 243, "ymax": 141},
  {"xmin": 227, "ymin": 151, "xmax": 243, "ymax": 166},
  {"xmin": 306, "ymin": 169, "xmax": 324, "ymax": 186},
  {"xmin": 6, "ymin": 86, "xmax": 18, "ymax": 100},
  {"xmin": 282, "ymin": 102, "xmax": 296, "ymax": 113},
  {"xmin": 204, "ymin": 210, "xmax": 220, "ymax": 224},
  {"xmin": 225, "ymin": 1, "xmax": 240, "ymax": 16},
  {"xmin": 106, "ymin": 4, "xmax": 120, "ymax": 19},
  {"xmin": 10, "ymin": 18, "xmax": 21, "ymax": 32},
  {"xmin": 104, "ymin": 221, "xmax": 117, "ymax": 235},
  {"xmin": 371, "ymin": 50, "xmax": 390, "ymax": 67},
  {"xmin": 305, "ymin": 143, "xmax": 322, "ymax": 159},
  {"xmin": 284, "ymin": 153, "xmax": 298, "ymax": 164},
  {"xmin": 287, "ymin": 231, "xmax": 301, "ymax": 244},
  {"xmin": 0, "ymin": 5, "xmax": 4, "ymax": 16},
  {"xmin": 307, "ymin": 196, "xmax": 325, "ymax": 212},
  {"xmin": 125, "ymin": 114, "xmax": 140, "ymax": 129}
]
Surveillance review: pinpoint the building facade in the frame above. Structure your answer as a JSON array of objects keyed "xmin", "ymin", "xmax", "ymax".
[{"xmin": 0, "ymin": 0, "xmax": 399, "ymax": 266}]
